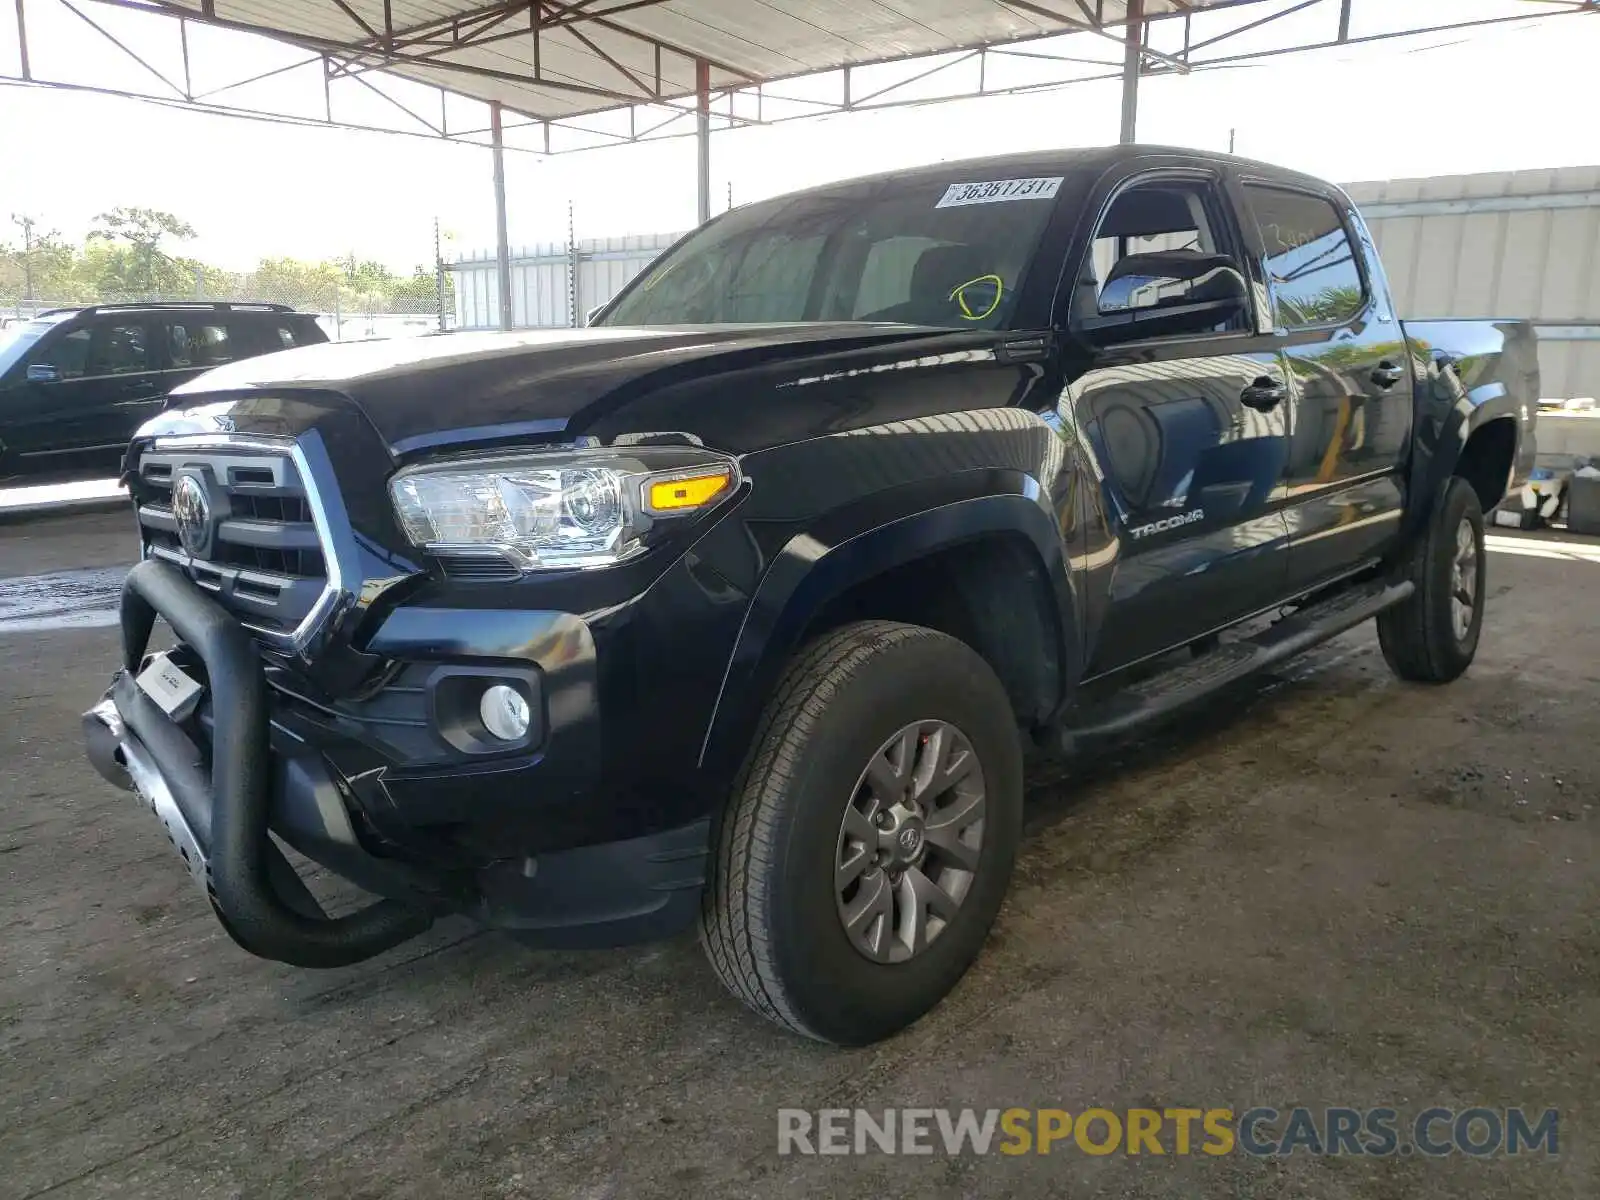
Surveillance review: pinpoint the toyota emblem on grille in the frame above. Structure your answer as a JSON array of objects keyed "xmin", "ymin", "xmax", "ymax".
[{"xmin": 172, "ymin": 475, "xmax": 212, "ymax": 558}]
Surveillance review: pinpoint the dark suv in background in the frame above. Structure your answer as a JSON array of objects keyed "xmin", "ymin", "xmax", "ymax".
[{"xmin": 0, "ymin": 302, "xmax": 328, "ymax": 482}]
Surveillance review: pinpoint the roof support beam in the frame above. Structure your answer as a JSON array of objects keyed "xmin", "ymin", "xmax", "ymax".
[
  {"xmin": 60, "ymin": 0, "xmax": 187, "ymax": 99},
  {"xmin": 850, "ymin": 49, "xmax": 979, "ymax": 107},
  {"xmin": 329, "ymin": 0, "xmax": 380, "ymax": 41},
  {"xmin": 13, "ymin": 0, "xmax": 30, "ymax": 81},
  {"xmin": 1000, "ymin": 0, "xmax": 1092, "ymax": 33},
  {"xmin": 1187, "ymin": 0, "xmax": 1322, "ymax": 55},
  {"xmin": 562, "ymin": 9, "xmax": 659, "ymax": 100},
  {"xmin": 325, "ymin": 55, "xmax": 447, "ymax": 134}
]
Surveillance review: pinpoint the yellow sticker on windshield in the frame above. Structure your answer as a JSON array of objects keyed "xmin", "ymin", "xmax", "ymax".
[{"xmin": 949, "ymin": 275, "xmax": 1004, "ymax": 321}]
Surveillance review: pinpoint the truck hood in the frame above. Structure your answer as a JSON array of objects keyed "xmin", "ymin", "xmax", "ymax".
[{"xmin": 166, "ymin": 323, "xmax": 959, "ymax": 456}]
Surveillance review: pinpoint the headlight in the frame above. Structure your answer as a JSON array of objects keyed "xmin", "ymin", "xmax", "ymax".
[{"xmin": 389, "ymin": 447, "xmax": 739, "ymax": 571}]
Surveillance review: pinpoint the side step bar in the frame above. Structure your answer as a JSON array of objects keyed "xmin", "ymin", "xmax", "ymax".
[{"xmin": 1058, "ymin": 579, "xmax": 1413, "ymax": 750}]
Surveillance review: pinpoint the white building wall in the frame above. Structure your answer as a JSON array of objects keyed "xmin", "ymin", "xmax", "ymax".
[{"xmin": 1345, "ymin": 166, "xmax": 1600, "ymax": 401}]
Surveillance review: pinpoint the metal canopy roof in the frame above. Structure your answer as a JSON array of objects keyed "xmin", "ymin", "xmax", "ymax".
[
  {"xmin": 138, "ymin": 0, "xmax": 1241, "ymax": 122},
  {"xmin": 8, "ymin": 1, "xmax": 1593, "ymax": 153}
]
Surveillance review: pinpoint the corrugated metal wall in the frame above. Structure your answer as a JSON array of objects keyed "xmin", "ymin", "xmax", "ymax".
[
  {"xmin": 451, "ymin": 233, "xmax": 682, "ymax": 329},
  {"xmin": 1346, "ymin": 167, "xmax": 1600, "ymax": 401}
]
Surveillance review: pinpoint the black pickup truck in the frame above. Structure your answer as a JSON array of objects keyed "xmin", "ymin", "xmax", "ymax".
[{"xmin": 83, "ymin": 146, "xmax": 1537, "ymax": 1045}]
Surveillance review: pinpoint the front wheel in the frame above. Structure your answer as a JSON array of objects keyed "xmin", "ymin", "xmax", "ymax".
[
  {"xmin": 1377, "ymin": 475, "xmax": 1486, "ymax": 683},
  {"xmin": 699, "ymin": 620, "xmax": 1023, "ymax": 1045}
]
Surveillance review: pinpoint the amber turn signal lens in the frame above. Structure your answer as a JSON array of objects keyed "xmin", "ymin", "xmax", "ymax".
[{"xmin": 647, "ymin": 471, "xmax": 731, "ymax": 512}]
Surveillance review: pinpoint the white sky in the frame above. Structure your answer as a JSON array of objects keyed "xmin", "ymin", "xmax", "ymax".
[{"xmin": 1, "ymin": 0, "xmax": 1597, "ymax": 271}]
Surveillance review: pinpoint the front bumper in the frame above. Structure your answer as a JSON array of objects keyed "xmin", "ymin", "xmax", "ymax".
[{"xmin": 84, "ymin": 559, "xmax": 710, "ymax": 967}]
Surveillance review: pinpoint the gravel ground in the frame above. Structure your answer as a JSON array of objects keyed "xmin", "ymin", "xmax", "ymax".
[{"xmin": 0, "ymin": 513, "xmax": 1595, "ymax": 1199}]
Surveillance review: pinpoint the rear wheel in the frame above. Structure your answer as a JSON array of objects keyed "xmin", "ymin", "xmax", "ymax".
[
  {"xmin": 699, "ymin": 620, "xmax": 1023, "ymax": 1045},
  {"xmin": 1377, "ymin": 476, "xmax": 1486, "ymax": 683}
]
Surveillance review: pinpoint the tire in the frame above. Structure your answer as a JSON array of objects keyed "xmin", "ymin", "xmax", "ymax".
[
  {"xmin": 1377, "ymin": 475, "xmax": 1486, "ymax": 684},
  {"xmin": 699, "ymin": 620, "xmax": 1024, "ymax": 1045}
]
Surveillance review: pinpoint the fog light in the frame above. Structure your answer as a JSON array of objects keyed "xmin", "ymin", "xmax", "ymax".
[{"xmin": 480, "ymin": 684, "xmax": 530, "ymax": 741}]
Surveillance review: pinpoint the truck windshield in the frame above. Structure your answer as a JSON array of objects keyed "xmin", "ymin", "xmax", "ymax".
[{"xmin": 600, "ymin": 174, "xmax": 1064, "ymax": 330}]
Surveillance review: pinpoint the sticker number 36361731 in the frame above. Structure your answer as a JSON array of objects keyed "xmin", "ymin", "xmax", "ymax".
[{"xmin": 935, "ymin": 177, "xmax": 1064, "ymax": 209}]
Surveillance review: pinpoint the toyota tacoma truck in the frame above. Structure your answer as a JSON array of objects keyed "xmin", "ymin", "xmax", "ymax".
[{"xmin": 83, "ymin": 146, "xmax": 1538, "ymax": 1045}]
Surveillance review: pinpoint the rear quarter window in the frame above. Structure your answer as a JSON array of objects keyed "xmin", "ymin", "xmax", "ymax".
[
  {"xmin": 277, "ymin": 318, "xmax": 327, "ymax": 347},
  {"xmin": 168, "ymin": 322, "xmax": 238, "ymax": 368}
]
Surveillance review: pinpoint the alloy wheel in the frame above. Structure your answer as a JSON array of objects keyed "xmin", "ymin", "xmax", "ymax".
[{"xmin": 834, "ymin": 720, "xmax": 987, "ymax": 964}]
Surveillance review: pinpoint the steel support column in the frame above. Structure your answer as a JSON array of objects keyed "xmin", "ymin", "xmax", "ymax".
[
  {"xmin": 490, "ymin": 100, "xmax": 513, "ymax": 330},
  {"xmin": 696, "ymin": 58, "xmax": 711, "ymax": 225},
  {"xmin": 1120, "ymin": 0, "xmax": 1142, "ymax": 144},
  {"xmin": 14, "ymin": 0, "xmax": 30, "ymax": 80}
]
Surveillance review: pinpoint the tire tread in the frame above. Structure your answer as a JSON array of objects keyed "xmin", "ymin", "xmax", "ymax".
[
  {"xmin": 1377, "ymin": 476, "xmax": 1482, "ymax": 683},
  {"xmin": 698, "ymin": 620, "xmax": 934, "ymax": 1041}
]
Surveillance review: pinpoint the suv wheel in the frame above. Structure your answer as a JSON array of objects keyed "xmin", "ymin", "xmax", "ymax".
[
  {"xmin": 699, "ymin": 620, "xmax": 1023, "ymax": 1045},
  {"xmin": 1377, "ymin": 475, "xmax": 1486, "ymax": 684}
]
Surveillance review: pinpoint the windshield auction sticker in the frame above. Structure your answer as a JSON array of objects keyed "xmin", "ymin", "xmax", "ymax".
[{"xmin": 935, "ymin": 177, "xmax": 1064, "ymax": 208}]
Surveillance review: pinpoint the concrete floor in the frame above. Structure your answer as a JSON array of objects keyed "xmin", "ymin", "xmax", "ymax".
[{"xmin": 0, "ymin": 512, "xmax": 1596, "ymax": 1199}]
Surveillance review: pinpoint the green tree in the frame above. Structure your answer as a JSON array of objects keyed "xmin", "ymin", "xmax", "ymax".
[
  {"xmin": 0, "ymin": 225, "xmax": 82, "ymax": 300},
  {"xmin": 87, "ymin": 207, "xmax": 198, "ymax": 295},
  {"xmin": 249, "ymin": 257, "xmax": 345, "ymax": 309},
  {"xmin": 0, "ymin": 210, "xmax": 446, "ymax": 316}
]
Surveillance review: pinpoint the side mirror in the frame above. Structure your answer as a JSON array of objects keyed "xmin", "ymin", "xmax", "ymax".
[
  {"xmin": 585, "ymin": 304, "xmax": 605, "ymax": 327},
  {"xmin": 26, "ymin": 363, "xmax": 61, "ymax": 384},
  {"xmin": 1081, "ymin": 252, "xmax": 1250, "ymax": 345}
]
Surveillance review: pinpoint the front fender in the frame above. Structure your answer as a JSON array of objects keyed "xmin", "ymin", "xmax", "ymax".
[{"xmin": 698, "ymin": 469, "xmax": 1077, "ymax": 783}]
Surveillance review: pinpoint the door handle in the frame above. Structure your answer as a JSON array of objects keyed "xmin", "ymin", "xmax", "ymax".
[
  {"xmin": 1239, "ymin": 376, "xmax": 1286, "ymax": 412},
  {"xmin": 1370, "ymin": 361, "xmax": 1406, "ymax": 389}
]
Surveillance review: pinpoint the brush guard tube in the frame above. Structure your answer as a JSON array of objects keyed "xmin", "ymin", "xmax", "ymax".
[{"xmin": 117, "ymin": 558, "xmax": 433, "ymax": 968}]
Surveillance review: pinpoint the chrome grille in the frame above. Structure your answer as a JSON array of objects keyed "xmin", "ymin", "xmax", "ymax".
[{"xmin": 133, "ymin": 444, "xmax": 333, "ymax": 637}]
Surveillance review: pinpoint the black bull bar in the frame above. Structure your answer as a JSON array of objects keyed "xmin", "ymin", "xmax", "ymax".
[{"xmin": 83, "ymin": 558, "xmax": 433, "ymax": 967}]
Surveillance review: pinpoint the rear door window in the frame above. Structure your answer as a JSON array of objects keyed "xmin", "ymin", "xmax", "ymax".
[
  {"xmin": 85, "ymin": 321, "xmax": 152, "ymax": 376},
  {"xmin": 271, "ymin": 319, "xmax": 323, "ymax": 349},
  {"xmin": 1243, "ymin": 185, "xmax": 1365, "ymax": 328}
]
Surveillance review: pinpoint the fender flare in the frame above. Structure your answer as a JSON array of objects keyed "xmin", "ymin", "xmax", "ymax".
[
  {"xmin": 1403, "ymin": 373, "xmax": 1523, "ymax": 540},
  {"xmin": 697, "ymin": 471, "xmax": 1078, "ymax": 785}
]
